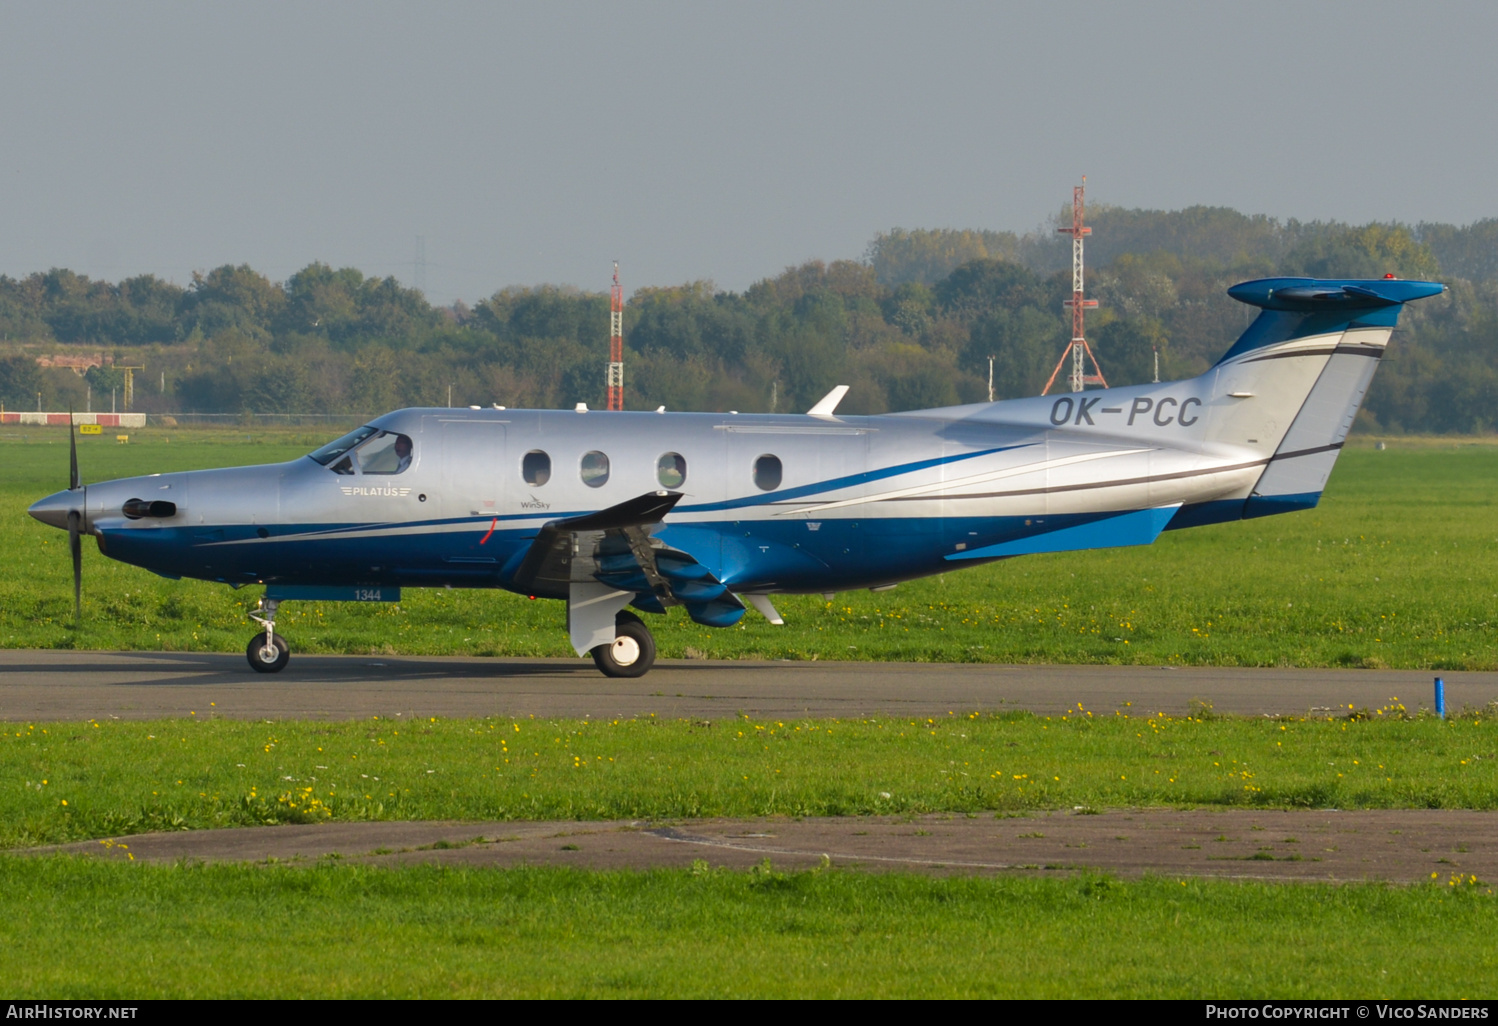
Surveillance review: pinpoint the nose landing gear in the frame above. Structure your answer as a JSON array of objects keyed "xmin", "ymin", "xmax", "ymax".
[{"xmin": 247, "ymin": 598, "xmax": 291, "ymax": 673}]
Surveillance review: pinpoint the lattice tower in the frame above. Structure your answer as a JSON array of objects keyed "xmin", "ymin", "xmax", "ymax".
[{"xmin": 1041, "ymin": 178, "xmax": 1108, "ymax": 395}]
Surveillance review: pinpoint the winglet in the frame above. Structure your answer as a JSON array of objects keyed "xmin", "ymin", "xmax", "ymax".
[{"xmin": 807, "ymin": 385, "xmax": 849, "ymax": 416}]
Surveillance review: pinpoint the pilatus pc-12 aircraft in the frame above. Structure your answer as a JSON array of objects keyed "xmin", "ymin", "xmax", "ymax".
[{"xmin": 30, "ymin": 275, "xmax": 1444, "ymax": 678}]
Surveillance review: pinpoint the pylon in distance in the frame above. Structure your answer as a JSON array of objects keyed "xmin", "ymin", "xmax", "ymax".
[
  {"xmin": 607, "ymin": 262, "xmax": 624, "ymax": 411},
  {"xmin": 1041, "ymin": 177, "xmax": 1108, "ymax": 395}
]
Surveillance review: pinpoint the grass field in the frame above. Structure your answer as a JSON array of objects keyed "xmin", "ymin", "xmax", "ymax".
[
  {"xmin": 5, "ymin": 706, "xmax": 1495, "ymax": 997},
  {"xmin": 2, "ymin": 426, "xmax": 1496, "ymax": 669},
  {"xmin": 4, "ymin": 427, "xmax": 1497, "ymax": 998},
  {"xmin": 5, "ymin": 708, "xmax": 1494, "ymax": 848},
  {"xmin": 1, "ymin": 858, "xmax": 1493, "ymax": 998}
]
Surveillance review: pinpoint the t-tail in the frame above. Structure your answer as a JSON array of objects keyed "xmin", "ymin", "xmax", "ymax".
[
  {"xmin": 942, "ymin": 274, "xmax": 1445, "ymax": 532},
  {"xmin": 1195, "ymin": 276, "xmax": 1444, "ymax": 521}
]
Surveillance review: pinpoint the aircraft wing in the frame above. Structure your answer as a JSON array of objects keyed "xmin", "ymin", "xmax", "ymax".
[{"xmin": 507, "ymin": 491, "xmax": 745, "ymax": 629}]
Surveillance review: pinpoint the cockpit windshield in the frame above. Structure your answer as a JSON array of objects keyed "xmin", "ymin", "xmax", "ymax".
[
  {"xmin": 308, "ymin": 426, "xmax": 379, "ymax": 466},
  {"xmin": 309, "ymin": 427, "xmax": 414, "ymax": 476}
]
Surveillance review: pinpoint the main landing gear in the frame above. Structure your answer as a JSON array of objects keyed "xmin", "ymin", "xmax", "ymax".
[
  {"xmin": 247, "ymin": 598, "xmax": 291, "ymax": 673},
  {"xmin": 242, "ymin": 598, "xmax": 652, "ymax": 677},
  {"xmin": 591, "ymin": 610, "xmax": 656, "ymax": 678}
]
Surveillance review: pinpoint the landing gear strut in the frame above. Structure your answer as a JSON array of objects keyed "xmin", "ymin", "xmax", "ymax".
[
  {"xmin": 591, "ymin": 610, "xmax": 656, "ymax": 678},
  {"xmin": 247, "ymin": 598, "xmax": 291, "ymax": 673}
]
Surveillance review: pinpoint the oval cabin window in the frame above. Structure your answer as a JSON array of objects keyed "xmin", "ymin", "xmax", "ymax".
[
  {"xmin": 522, "ymin": 450, "xmax": 551, "ymax": 486},
  {"xmin": 580, "ymin": 451, "xmax": 610, "ymax": 488},
  {"xmin": 753, "ymin": 454, "xmax": 782, "ymax": 491},
  {"xmin": 657, "ymin": 452, "xmax": 686, "ymax": 488}
]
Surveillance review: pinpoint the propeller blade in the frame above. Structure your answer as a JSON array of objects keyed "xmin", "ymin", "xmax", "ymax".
[
  {"xmin": 67, "ymin": 509, "xmax": 82, "ymax": 624},
  {"xmin": 69, "ymin": 410, "xmax": 80, "ymax": 491}
]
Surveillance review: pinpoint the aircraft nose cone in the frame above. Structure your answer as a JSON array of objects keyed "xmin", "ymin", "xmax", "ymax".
[{"xmin": 28, "ymin": 489, "xmax": 79, "ymax": 531}]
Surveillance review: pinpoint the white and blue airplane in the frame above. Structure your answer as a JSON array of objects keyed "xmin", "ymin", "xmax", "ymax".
[{"xmin": 29, "ymin": 275, "xmax": 1444, "ymax": 677}]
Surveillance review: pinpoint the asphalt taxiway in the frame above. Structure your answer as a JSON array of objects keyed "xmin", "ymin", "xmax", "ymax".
[
  {"xmin": 34, "ymin": 809, "xmax": 1498, "ymax": 884},
  {"xmin": 1, "ymin": 649, "xmax": 1493, "ymax": 721},
  {"xmin": 9, "ymin": 650, "xmax": 1495, "ymax": 883}
]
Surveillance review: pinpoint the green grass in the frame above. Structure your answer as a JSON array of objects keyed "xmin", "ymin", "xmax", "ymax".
[
  {"xmin": 6, "ymin": 709, "xmax": 1495, "ymax": 847},
  {"xmin": 2, "ymin": 428, "xmax": 1497, "ymax": 668},
  {"xmin": 7, "ymin": 428, "xmax": 1493, "ymax": 999},
  {"xmin": 0, "ymin": 858, "xmax": 1493, "ymax": 998}
]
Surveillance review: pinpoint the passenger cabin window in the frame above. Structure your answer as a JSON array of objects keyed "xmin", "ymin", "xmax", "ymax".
[
  {"xmin": 522, "ymin": 450, "xmax": 551, "ymax": 486},
  {"xmin": 657, "ymin": 452, "xmax": 686, "ymax": 488},
  {"xmin": 753, "ymin": 454, "xmax": 782, "ymax": 491},
  {"xmin": 356, "ymin": 432, "xmax": 413, "ymax": 475},
  {"xmin": 580, "ymin": 451, "xmax": 610, "ymax": 488}
]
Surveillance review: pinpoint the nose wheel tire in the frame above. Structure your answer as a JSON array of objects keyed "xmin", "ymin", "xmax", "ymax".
[
  {"xmin": 246, "ymin": 633, "xmax": 291, "ymax": 673},
  {"xmin": 591, "ymin": 613, "xmax": 656, "ymax": 678}
]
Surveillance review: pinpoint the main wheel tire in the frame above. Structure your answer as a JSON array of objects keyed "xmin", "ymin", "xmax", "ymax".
[
  {"xmin": 591, "ymin": 614, "xmax": 656, "ymax": 678},
  {"xmin": 246, "ymin": 632, "xmax": 291, "ymax": 673}
]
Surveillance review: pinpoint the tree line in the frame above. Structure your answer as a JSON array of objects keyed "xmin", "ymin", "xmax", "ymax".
[{"xmin": 2, "ymin": 208, "xmax": 1496, "ymax": 433}]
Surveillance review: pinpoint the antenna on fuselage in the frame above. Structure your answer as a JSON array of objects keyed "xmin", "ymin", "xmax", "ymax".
[{"xmin": 1041, "ymin": 177, "xmax": 1108, "ymax": 395}]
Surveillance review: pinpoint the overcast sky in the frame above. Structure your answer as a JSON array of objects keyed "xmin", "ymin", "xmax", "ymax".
[{"xmin": 1, "ymin": 1, "xmax": 1493, "ymax": 305}]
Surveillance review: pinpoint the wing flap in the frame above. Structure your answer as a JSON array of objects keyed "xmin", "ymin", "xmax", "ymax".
[{"xmin": 507, "ymin": 490, "xmax": 744, "ymax": 627}]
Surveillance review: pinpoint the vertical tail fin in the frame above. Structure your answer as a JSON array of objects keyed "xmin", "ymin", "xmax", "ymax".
[{"xmin": 1214, "ymin": 277, "xmax": 1444, "ymax": 518}]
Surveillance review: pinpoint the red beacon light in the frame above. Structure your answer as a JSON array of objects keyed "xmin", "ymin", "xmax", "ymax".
[{"xmin": 1384, "ymin": 273, "xmax": 1397, "ymax": 279}]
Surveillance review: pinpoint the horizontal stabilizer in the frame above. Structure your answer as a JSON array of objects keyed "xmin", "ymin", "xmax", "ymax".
[
  {"xmin": 1226, "ymin": 278, "xmax": 1445, "ymax": 312},
  {"xmin": 946, "ymin": 505, "xmax": 1181, "ymax": 561}
]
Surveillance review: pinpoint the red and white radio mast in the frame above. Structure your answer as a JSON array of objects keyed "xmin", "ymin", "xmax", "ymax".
[
  {"xmin": 1041, "ymin": 177, "xmax": 1108, "ymax": 395},
  {"xmin": 607, "ymin": 262, "xmax": 624, "ymax": 411}
]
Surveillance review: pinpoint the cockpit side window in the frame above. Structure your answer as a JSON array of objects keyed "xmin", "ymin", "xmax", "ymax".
[
  {"xmin": 308, "ymin": 426, "xmax": 379, "ymax": 466},
  {"xmin": 356, "ymin": 432, "xmax": 414, "ymax": 475},
  {"xmin": 310, "ymin": 427, "xmax": 413, "ymax": 475}
]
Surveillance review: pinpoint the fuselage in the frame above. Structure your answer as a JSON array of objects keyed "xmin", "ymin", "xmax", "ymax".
[{"xmin": 29, "ymin": 359, "xmax": 1310, "ymax": 598}]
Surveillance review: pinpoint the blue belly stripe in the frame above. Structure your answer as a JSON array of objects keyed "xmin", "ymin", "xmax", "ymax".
[{"xmin": 946, "ymin": 505, "xmax": 1180, "ymax": 560}]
